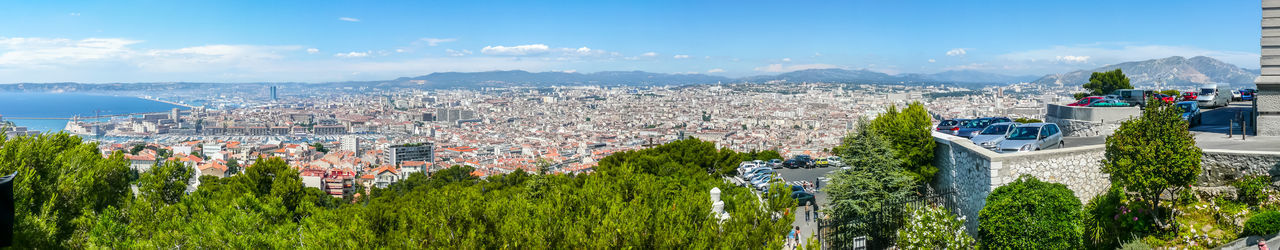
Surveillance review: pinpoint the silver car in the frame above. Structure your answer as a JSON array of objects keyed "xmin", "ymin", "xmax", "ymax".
[
  {"xmin": 996, "ymin": 123, "xmax": 1064, "ymax": 153},
  {"xmin": 972, "ymin": 122, "xmax": 1019, "ymax": 150}
]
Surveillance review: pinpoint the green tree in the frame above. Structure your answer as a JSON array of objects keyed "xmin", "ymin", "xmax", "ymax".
[
  {"xmin": 225, "ymin": 158, "xmax": 241, "ymax": 175},
  {"xmin": 979, "ymin": 175, "xmax": 1082, "ymax": 249},
  {"xmin": 130, "ymin": 144, "xmax": 146, "ymax": 154},
  {"xmin": 1074, "ymin": 92, "xmax": 1091, "ymax": 100},
  {"xmin": 1101, "ymin": 101, "xmax": 1201, "ymax": 227},
  {"xmin": 1159, "ymin": 89, "xmax": 1181, "ymax": 97},
  {"xmin": 1082, "ymin": 69, "xmax": 1133, "ymax": 95},
  {"xmin": 138, "ymin": 161, "xmax": 194, "ymax": 205},
  {"xmin": 825, "ymin": 121, "xmax": 917, "ymax": 247},
  {"xmin": 867, "ymin": 102, "xmax": 936, "ymax": 183},
  {"xmin": 311, "ymin": 142, "xmax": 329, "ymax": 153},
  {"xmin": 0, "ymin": 132, "xmax": 132, "ymax": 248}
]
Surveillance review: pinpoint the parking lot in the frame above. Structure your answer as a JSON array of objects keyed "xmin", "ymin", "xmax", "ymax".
[{"xmin": 773, "ymin": 166, "xmax": 839, "ymax": 248}]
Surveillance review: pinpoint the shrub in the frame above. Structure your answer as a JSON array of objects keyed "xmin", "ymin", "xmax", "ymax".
[
  {"xmin": 979, "ymin": 175, "xmax": 1082, "ymax": 249},
  {"xmin": 1244, "ymin": 210, "xmax": 1280, "ymax": 236},
  {"xmin": 896, "ymin": 204, "xmax": 974, "ymax": 249},
  {"xmin": 1118, "ymin": 239, "xmax": 1153, "ymax": 250},
  {"xmin": 1083, "ymin": 186, "xmax": 1153, "ymax": 249},
  {"xmin": 1233, "ymin": 175, "xmax": 1270, "ymax": 206}
]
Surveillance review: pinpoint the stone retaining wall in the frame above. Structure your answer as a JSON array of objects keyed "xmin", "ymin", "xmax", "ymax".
[
  {"xmin": 1044, "ymin": 104, "xmax": 1140, "ymax": 137},
  {"xmin": 1198, "ymin": 149, "xmax": 1280, "ymax": 186},
  {"xmin": 933, "ymin": 132, "xmax": 1280, "ymax": 237}
]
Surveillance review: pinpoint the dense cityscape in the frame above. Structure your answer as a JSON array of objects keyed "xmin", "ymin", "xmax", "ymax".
[{"xmin": 3, "ymin": 1, "xmax": 1280, "ymax": 249}]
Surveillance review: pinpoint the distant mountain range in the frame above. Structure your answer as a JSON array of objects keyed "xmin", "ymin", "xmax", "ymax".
[
  {"xmin": 0, "ymin": 56, "xmax": 1258, "ymax": 92},
  {"xmin": 1031, "ymin": 56, "xmax": 1259, "ymax": 88},
  {"xmin": 391, "ymin": 68, "xmax": 1040, "ymax": 88}
]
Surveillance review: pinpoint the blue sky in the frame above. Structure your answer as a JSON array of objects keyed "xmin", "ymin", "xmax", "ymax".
[{"xmin": 0, "ymin": 0, "xmax": 1262, "ymax": 83}]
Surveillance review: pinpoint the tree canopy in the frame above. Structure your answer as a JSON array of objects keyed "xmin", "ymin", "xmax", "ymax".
[
  {"xmin": 0, "ymin": 134, "xmax": 794, "ymax": 248},
  {"xmin": 1101, "ymin": 100, "xmax": 1201, "ymax": 227},
  {"xmin": 825, "ymin": 120, "xmax": 919, "ymax": 248},
  {"xmin": 1083, "ymin": 69, "xmax": 1133, "ymax": 95}
]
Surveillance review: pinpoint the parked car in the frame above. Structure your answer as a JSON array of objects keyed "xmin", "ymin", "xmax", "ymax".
[
  {"xmin": 815, "ymin": 158, "xmax": 829, "ymax": 167},
  {"xmin": 997, "ymin": 123, "xmax": 1064, "ymax": 153},
  {"xmin": 1068, "ymin": 96, "xmax": 1104, "ymax": 107},
  {"xmin": 956, "ymin": 118, "xmax": 996, "ymax": 138},
  {"xmin": 768, "ymin": 159, "xmax": 784, "ymax": 169},
  {"xmin": 935, "ymin": 119, "xmax": 965, "ymax": 134},
  {"xmin": 1088, "ymin": 99, "xmax": 1130, "ymax": 107},
  {"xmin": 971, "ymin": 122, "xmax": 1020, "ymax": 150},
  {"xmin": 1181, "ymin": 92, "xmax": 1198, "ymax": 102},
  {"xmin": 742, "ymin": 167, "xmax": 773, "ymax": 179},
  {"xmin": 1242, "ymin": 89, "xmax": 1257, "ymax": 101},
  {"xmin": 1113, "ymin": 89, "xmax": 1154, "ymax": 107},
  {"xmin": 793, "ymin": 155, "xmax": 815, "ymax": 168},
  {"xmin": 1232, "ymin": 90, "xmax": 1242, "ymax": 101},
  {"xmin": 826, "ymin": 156, "xmax": 844, "ymax": 167},
  {"xmin": 1176, "ymin": 101, "xmax": 1202, "ymax": 126},
  {"xmin": 1196, "ymin": 83, "xmax": 1231, "ymax": 108},
  {"xmin": 783, "ymin": 159, "xmax": 802, "ymax": 169},
  {"xmin": 1152, "ymin": 94, "xmax": 1175, "ymax": 104}
]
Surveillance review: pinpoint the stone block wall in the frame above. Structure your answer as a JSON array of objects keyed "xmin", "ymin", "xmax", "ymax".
[
  {"xmin": 933, "ymin": 132, "xmax": 1280, "ymax": 238},
  {"xmin": 1044, "ymin": 104, "xmax": 1139, "ymax": 137},
  {"xmin": 1198, "ymin": 149, "xmax": 1280, "ymax": 186}
]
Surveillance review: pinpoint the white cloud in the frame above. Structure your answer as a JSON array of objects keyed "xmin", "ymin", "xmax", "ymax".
[
  {"xmin": 395, "ymin": 49, "xmax": 405, "ymax": 53},
  {"xmin": 1055, "ymin": 55, "xmax": 1090, "ymax": 63},
  {"xmin": 338, "ymin": 17, "xmax": 360, "ymax": 22},
  {"xmin": 753, "ymin": 63, "xmax": 841, "ymax": 73},
  {"xmin": 481, "ymin": 44, "xmax": 550, "ymax": 56},
  {"xmin": 707, "ymin": 68, "xmax": 726, "ymax": 73},
  {"xmin": 446, "ymin": 49, "xmax": 473, "ymax": 57},
  {"xmin": 928, "ymin": 59, "xmax": 936, "ymax": 63},
  {"xmin": 419, "ymin": 38, "xmax": 456, "ymax": 46},
  {"xmin": 946, "ymin": 48, "xmax": 967, "ymax": 56},
  {"xmin": 69, "ymin": 13, "xmax": 80, "ymax": 16},
  {"xmin": 140, "ymin": 45, "xmax": 302, "ymax": 72},
  {"xmin": 0, "ymin": 37, "xmax": 141, "ymax": 67},
  {"xmin": 782, "ymin": 58, "xmax": 791, "ymax": 62},
  {"xmin": 673, "ymin": 54, "xmax": 690, "ymax": 59},
  {"xmin": 334, "ymin": 51, "xmax": 370, "ymax": 58},
  {"xmin": 306, "ymin": 48, "xmax": 319, "ymax": 54},
  {"xmin": 641, "ymin": 52, "xmax": 657, "ymax": 57}
]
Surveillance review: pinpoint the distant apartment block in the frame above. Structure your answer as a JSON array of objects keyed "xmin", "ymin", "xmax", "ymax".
[
  {"xmin": 435, "ymin": 108, "xmax": 477, "ymax": 122},
  {"xmin": 388, "ymin": 142, "xmax": 435, "ymax": 167}
]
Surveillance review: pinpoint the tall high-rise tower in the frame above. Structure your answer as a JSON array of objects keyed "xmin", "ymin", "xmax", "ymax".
[{"xmin": 269, "ymin": 86, "xmax": 278, "ymax": 101}]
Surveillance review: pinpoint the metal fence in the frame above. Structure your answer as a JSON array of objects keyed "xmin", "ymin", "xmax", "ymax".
[{"xmin": 817, "ymin": 188, "xmax": 959, "ymax": 250}]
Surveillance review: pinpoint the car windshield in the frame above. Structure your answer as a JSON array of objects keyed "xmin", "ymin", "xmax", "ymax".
[
  {"xmin": 1006, "ymin": 127, "xmax": 1040, "ymax": 140},
  {"xmin": 1200, "ymin": 88, "xmax": 1215, "ymax": 95},
  {"xmin": 1177, "ymin": 103, "xmax": 1195, "ymax": 112},
  {"xmin": 962, "ymin": 119, "xmax": 990, "ymax": 128},
  {"xmin": 980, "ymin": 124, "xmax": 1011, "ymax": 135},
  {"xmin": 938, "ymin": 120, "xmax": 957, "ymax": 126}
]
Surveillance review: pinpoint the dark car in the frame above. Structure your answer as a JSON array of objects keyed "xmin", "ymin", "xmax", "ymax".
[
  {"xmin": 935, "ymin": 119, "xmax": 969, "ymax": 135},
  {"xmin": 955, "ymin": 118, "xmax": 991, "ymax": 138},
  {"xmin": 783, "ymin": 159, "xmax": 802, "ymax": 169},
  {"xmin": 793, "ymin": 155, "xmax": 815, "ymax": 168},
  {"xmin": 1242, "ymin": 89, "xmax": 1256, "ymax": 101}
]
